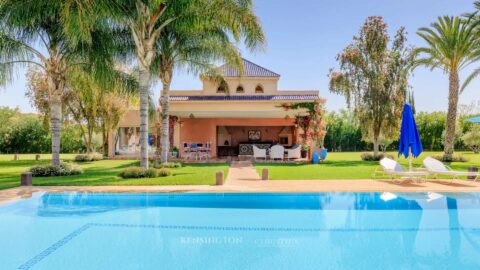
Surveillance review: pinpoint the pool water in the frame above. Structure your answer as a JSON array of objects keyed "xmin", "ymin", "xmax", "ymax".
[{"xmin": 1, "ymin": 192, "xmax": 480, "ymax": 270}]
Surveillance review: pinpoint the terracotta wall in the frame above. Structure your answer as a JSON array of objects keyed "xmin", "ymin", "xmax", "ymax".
[{"xmin": 178, "ymin": 118, "xmax": 297, "ymax": 157}]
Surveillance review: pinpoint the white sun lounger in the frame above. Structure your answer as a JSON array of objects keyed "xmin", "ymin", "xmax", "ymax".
[
  {"xmin": 423, "ymin": 157, "xmax": 479, "ymax": 181},
  {"xmin": 375, "ymin": 157, "xmax": 428, "ymax": 182}
]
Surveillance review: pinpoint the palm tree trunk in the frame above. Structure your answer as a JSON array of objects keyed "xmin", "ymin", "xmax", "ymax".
[
  {"xmin": 138, "ymin": 68, "xmax": 151, "ymax": 168},
  {"xmin": 160, "ymin": 80, "xmax": 171, "ymax": 163},
  {"xmin": 373, "ymin": 139, "xmax": 380, "ymax": 156},
  {"xmin": 86, "ymin": 126, "xmax": 94, "ymax": 153},
  {"xmin": 50, "ymin": 96, "xmax": 62, "ymax": 165},
  {"xmin": 373, "ymin": 127, "xmax": 380, "ymax": 156},
  {"xmin": 444, "ymin": 70, "xmax": 460, "ymax": 157}
]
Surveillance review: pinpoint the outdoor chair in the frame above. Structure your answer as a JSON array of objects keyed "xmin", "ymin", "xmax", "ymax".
[
  {"xmin": 252, "ymin": 145, "xmax": 267, "ymax": 161},
  {"xmin": 270, "ymin": 145, "xmax": 285, "ymax": 161},
  {"xmin": 423, "ymin": 156, "xmax": 479, "ymax": 181},
  {"xmin": 188, "ymin": 143, "xmax": 200, "ymax": 160},
  {"xmin": 286, "ymin": 145, "xmax": 301, "ymax": 159},
  {"xmin": 198, "ymin": 142, "xmax": 211, "ymax": 161},
  {"xmin": 374, "ymin": 157, "xmax": 428, "ymax": 182}
]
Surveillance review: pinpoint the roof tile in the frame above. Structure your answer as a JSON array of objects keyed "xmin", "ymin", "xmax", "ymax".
[{"xmin": 219, "ymin": 58, "xmax": 280, "ymax": 77}]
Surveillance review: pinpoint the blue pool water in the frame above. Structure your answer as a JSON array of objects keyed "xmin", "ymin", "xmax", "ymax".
[{"xmin": 1, "ymin": 192, "xmax": 480, "ymax": 270}]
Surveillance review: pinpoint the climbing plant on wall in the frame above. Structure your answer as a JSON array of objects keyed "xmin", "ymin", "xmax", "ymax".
[{"xmin": 281, "ymin": 98, "xmax": 327, "ymax": 147}]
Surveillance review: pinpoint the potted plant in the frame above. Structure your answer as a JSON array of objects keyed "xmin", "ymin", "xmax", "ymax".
[
  {"xmin": 301, "ymin": 144, "xmax": 310, "ymax": 158},
  {"xmin": 320, "ymin": 148, "xmax": 328, "ymax": 160},
  {"xmin": 171, "ymin": 146, "xmax": 179, "ymax": 159}
]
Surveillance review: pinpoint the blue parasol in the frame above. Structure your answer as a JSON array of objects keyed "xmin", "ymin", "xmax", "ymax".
[
  {"xmin": 466, "ymin": 116, "xmax": 480, "ymax": 123},
  {"xmin": 398, "ymin": 103, "xmax": 423, "ymax": 171}
]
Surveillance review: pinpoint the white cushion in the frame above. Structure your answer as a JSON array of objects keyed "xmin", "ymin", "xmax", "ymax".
[
  {"xmin": 423, "ymin": 157, "xmax": 449, "ymax": 173},
  {"xmin": 380, "ymin": 158, "xmax": 404, "ymax": 173}
]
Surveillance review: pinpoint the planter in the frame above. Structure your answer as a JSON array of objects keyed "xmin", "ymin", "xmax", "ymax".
[
  {"xmin": 320, "ymin": 149, "xmax": 328, "ymax": 160},
  {"xmin": 301, "ymin": 150, "xmax": 308, "ymax": 158}
]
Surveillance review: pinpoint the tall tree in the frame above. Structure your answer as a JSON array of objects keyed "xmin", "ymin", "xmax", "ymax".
[
  {"xmin": 414, "ymin": 16, "xmax": 480, "ymax": 157},
  {"xmin": 27, "ymin": 67, "xmax": 136, "ymax": 154},
  {"xmin": 152, "ymin": 0, "xmax": 265, "ymax": 163},
  {"xmin": 0, "ymin": 0, "xmax": 114, "ymax": 165},
  {"xmin": 72, "ymin": 0, "xmax": 264, "ymax": 167},
  {"xmin": 329, "ymin": 17, "xmax": 412, "ymax": 155},
  {"xmin": 75, "ymin": 0, "xmax": 200, "ymax": 168}
]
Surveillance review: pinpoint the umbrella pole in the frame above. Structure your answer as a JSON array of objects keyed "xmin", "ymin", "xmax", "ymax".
[{"xmin": 409, "ymin": 147, "xmax": 413, "ymax": 172}]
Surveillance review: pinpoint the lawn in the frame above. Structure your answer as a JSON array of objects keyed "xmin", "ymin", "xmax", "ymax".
[
  {"xmin": 0, "ymin": 154, "xmax": 228, "ymax": 190},
  {"xmin": 2, "ymin": 151, "xmax": 479, "ymax": 190},
  {"xmin": 255, "ymin": 151, "xmax": 480, "ymax": 180}
]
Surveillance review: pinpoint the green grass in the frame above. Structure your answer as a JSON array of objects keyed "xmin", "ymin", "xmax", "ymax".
[
  {"xmin": 255, "ymin": 151, "xmax": 480, "ymax": 180},
  {"xmin": 0, "ymin": 154, "xmax": 228, "ymax": 190},
  {"xmin": 2, "ymin": 151, "xmax": 479, "ymax": 189}
]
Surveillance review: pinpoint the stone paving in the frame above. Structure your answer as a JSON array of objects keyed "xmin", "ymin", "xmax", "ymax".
[{"xmin": 226, "ymin": 160, "xmax": 260, "ymax": 181}]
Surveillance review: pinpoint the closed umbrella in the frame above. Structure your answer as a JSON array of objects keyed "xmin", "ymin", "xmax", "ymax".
[{"xmin": 398, "ymin": 103, "xmax": 423, "ymax": 171}]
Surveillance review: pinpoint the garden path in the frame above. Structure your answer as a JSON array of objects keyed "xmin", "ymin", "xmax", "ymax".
[{"xmin": 226, "ymin": 161, "xmax": 261, "ymax": 181}]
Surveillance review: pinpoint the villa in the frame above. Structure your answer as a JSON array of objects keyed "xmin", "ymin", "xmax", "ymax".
[{"xmin": 108, "ymin": 59, "xmax": 321, "ymax": 159}]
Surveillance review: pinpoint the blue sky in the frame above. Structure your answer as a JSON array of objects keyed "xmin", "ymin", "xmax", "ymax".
[{"xmin": 1, "ymin": 0, "xmax": 479, "ymax": 113}]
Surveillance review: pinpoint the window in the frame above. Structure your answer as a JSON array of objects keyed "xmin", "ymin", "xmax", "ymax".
[
  {"xmin": 255, "ymin": 85, "xmax": 264, "ymax": 93},
  {"xmin": 236, "ymin": 85, "xmax": 244, "ymax": 93},
  {"xmin": 217, "ymin": 85, "xmax": 226, "ymax": 93}
]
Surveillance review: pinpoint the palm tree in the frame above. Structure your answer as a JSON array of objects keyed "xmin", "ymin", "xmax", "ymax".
[
  {"xmin": 414, "ymin": 16, "xmax": 480, "ymax": 157},
  {"xmin": 0, "ymin": 0, "xmax": 115, "ymax": 165},
  {"xmin": 81, "ymin": 0, "xmax": 201, "ymax": 168},
  {"xmin": 71, "ymin": 0, "xmax": 264, "ymax": 167},
  {"xmin": 152, "ymin": 0, "xmax": 265, "ymax": 163}
]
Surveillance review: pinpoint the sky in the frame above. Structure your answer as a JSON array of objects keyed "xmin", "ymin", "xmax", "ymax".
[{"xmin": 1, "ymin": 0, "xmax": 479, "ymax": 113}]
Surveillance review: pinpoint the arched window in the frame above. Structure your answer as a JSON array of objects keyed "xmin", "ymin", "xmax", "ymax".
[
  {"xmin": 236, "ymin": 85, "xmax": 244, "ymax": 93},
  {"xmin": 255, "ymin": 85, "xmax": 264, "ymax": 93},
  {"xmin": 217, "ymin": 85, "xmax": 226, "ymax": 93}
]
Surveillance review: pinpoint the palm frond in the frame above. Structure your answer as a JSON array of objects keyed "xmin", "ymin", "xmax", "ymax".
[{"xmin": 461, "ymin": 67, "xmax": 480, "ymax": 93}]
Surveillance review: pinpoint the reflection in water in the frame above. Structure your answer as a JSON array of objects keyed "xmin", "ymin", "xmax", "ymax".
[
  {"xmin": 447, "ymin": 197, "xmax": 460, "ymax": 258},
  {"xmin": 33, "ymin": 192, "xmax": 452, "ymax": 217},
  {"xmin": 2, "ymin": 192, "xmax": 480, "ymax": 269}
]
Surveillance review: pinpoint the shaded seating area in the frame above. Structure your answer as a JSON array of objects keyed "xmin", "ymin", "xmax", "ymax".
[
  {"xmin": 182, "ymin": 142, "xmax": 212, "ymax": 161},
  {"xmin": 253, "ymin": 144, "xmax": 304, "ymax": 161}
]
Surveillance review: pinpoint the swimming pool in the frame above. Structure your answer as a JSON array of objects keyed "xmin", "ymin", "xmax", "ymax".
[{"xmin": 1, "ymin": 192, "xmax": 480, "ymax": 269}]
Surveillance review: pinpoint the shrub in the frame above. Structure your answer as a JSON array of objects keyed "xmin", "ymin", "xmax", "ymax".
[
  {"xmin": 29, "ymin": 162, "xmax": 83, "ymax": 177},
  {"xmin": 0, "ymin": 115, "xmax": 50, "ymax": 154},
  {"xmin": 119, "ymin": 167, "xmax": 158, "ymax": 179},
  {"xmin": 60, "ymin": 125, "xmax": 87, "ymax": 153},
  {"xmin": 153, "ymin": 161, "xmax": 182, "ymax": 169},
  {"xmin": 145, "ymin": 168, "xmax": 158, "ymax": 178},
  {"xmin": 360, "ymin": 152, "xmax": 394, "ymax": 161},
  {"xmin": 157, "ymin": 168, "xmax": 172, "ymax": 177},
  {"xmin": 462, "ymin": 126, "xmax": 480, "ymax": 154},
  {"xmin": 431, "ymin": 154, "xmax": 468, "ymax": 163},
  {"xmin": 74, "ymin": 152, "xmax": 103, "ymax": 162}
]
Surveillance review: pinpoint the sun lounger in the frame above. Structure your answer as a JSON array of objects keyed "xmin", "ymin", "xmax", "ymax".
[
  {"xmin": 423, "ymin": 157, "xmax": 479, "ymax": 181},
  {"xmin": 375, "ymin": 157, "xmax": 428, "ymax": 182}
]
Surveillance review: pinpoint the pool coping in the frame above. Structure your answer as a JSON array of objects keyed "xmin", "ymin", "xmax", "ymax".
[{"xmin": 2, "ymin": 179, "xmax": 480, "ymax": 204}]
